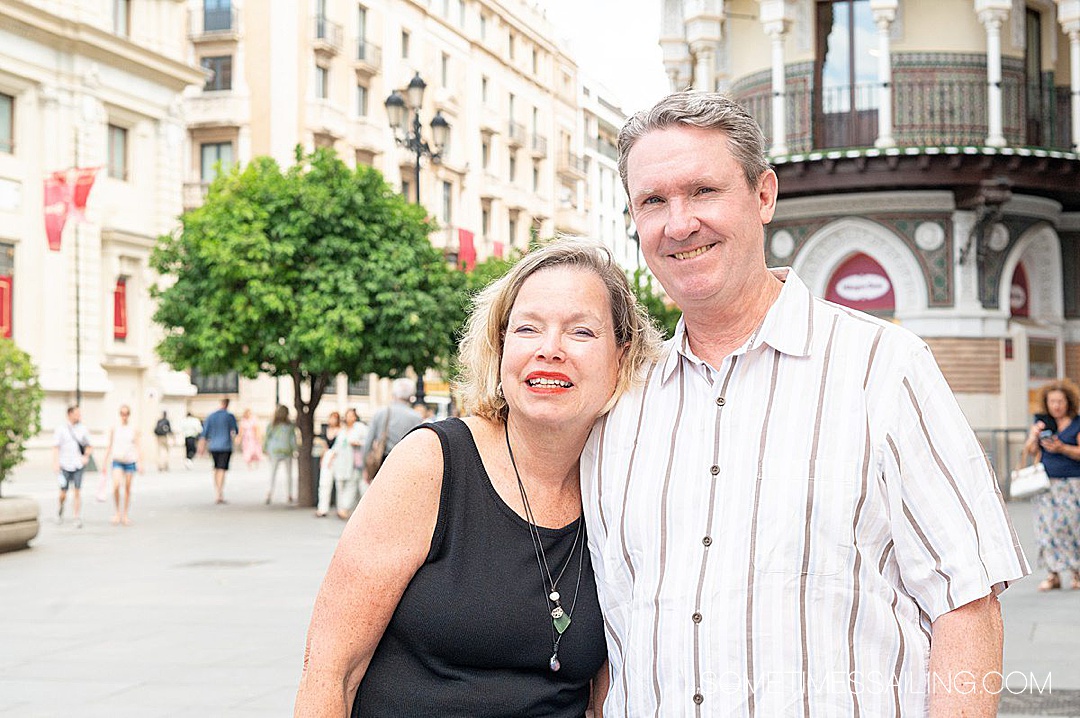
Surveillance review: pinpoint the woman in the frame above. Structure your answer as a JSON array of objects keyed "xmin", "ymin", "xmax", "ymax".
[
  {"xmin": 239, "ymin": 408, "xmax": 263, "ymax": 470},
  {"xmin": 264, "ymin": 405, "xmax": 299, "ymax": 505},
  {"xmin": 295, "ymin": 240, "xmax": 662, "ymax": 717},
  {"xmin": 1024, "ymin": 378, "xmax": 1080, "ymax": 591},
  {"xmin": 315, "ymin": 412, "xmax": 343, "ymax": 518},
  {"xmin": 100, "ymin": 405, "xmax": 142, "ymax": 526}
]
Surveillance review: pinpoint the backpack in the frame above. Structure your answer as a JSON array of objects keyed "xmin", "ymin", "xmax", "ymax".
[
  {"xmin": 363, "ymin": 412, "xmax": 392, "ymax": 480},
  {"xmin": 154, "ymin": 418, "xmax": 171, "ymax": 436}
]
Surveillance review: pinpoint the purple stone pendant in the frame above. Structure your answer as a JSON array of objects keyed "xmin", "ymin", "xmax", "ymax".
[{"xmin": 549, "ymin": 653, "xmax": 561, "ymax": 672}]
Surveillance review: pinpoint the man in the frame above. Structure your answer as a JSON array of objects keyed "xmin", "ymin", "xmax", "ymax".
[
  {"xmin": 199, "ymin": 398, "xmax": 238, "ymax": 504},
  {"xmin": 153, "ymin": 410, "xmax": 173, "ymax": 472},
  {"xmin": 582, "ymin": 92, "xmax": 1029, "ymax": 716},
  {"xmin": 53, "ymin": 405, "xmax": 92, "ymax": 528},
  {"xmin": 362, "ymin": 378, "xmax": 422, "ymax": 482}
]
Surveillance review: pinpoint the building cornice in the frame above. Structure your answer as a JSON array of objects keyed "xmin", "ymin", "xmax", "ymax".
[{"xmin": 0, "ymin": 0, "xmax": 205, "ymax": 91}]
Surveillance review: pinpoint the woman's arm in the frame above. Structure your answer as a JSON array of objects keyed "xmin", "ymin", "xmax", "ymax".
[
  {"xmin": 587, "ymin": 660, "xmax": 610, "ymax": 718},
  {"xmin": 101, "ymin": 429, "xmax": 114, "ymax": 472},
  {"xmin": 294, "ymin": 428, "xmax": 444, "ymax": 717}
]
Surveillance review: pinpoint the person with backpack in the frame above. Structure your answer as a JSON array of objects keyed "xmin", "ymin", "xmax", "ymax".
[
  {"xmin": 361, "ymin": 378, "xmax": 422, "ymax": 483},
  {"xmin": 153, "ymin": 411, "xmax": 172, "ymax": 472}
]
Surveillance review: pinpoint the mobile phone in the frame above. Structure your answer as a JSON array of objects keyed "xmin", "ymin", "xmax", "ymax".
[{"xmin": 1039, "ymin": 429, "xmax": 1054, "ymax": 440}]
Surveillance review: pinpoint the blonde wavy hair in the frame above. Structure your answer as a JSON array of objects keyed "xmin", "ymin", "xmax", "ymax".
[{"xmin": 455, "ymin": 238, "xmax": 665, "ymax": 422}]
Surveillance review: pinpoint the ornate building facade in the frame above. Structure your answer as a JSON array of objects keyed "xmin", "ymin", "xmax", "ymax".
[{"xmin": 661, "ymin": 0, "xmax": 1080, "ymax": 433}]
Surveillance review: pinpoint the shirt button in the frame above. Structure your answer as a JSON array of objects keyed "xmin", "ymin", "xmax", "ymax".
[
  {"xmin": 692, "ymin": 612, "xmax": 702, "ymax": 623},
  {"xmin": 716, "ymin": 396, "xmax": 726, "ymax": 406},
  {"xmin": 709, "ymin": 465, "xmax": 720, "ymax": 475},
  {"xmin": 693, "ymin": 693, "xmax": 704, "ymax": 705},
  {"xmin": 702, "ymin": 536, "xmax": 712, "ymax": 547}
]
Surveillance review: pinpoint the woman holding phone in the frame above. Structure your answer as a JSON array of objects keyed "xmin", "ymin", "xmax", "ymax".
[{"xmin": 1023, "ymin": 379, "xmax": 1080, "ymax": 591}]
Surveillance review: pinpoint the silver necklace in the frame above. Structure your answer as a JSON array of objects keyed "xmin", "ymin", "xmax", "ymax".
[{"xmin": 504, "ymin": 420, "xmax": 586, "ymax": 672}]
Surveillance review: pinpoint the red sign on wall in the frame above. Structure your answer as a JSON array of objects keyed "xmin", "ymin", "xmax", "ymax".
[
  {"xmin": 0, "ymin": 274, "xmax": 11, "ymax": 339},
  {"xmin": 825, "ymin": 252, "xmax": 896, "ymax": 314},
  {"xmin": 113, "ymin": 277, "xmax": 128, "ymax": 340},
  {"xmin": 458, "ymin": 228, "xmax": 476, "ymax": 271}
]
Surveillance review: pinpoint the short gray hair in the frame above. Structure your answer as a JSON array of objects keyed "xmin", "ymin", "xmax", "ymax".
[
  {"xmin": 391, "ymin": 377, "xmax": 414, "ymax": 401},
  {"xmin": 618, "ymin": 91, "xmax": 770, "ymax": 194}
]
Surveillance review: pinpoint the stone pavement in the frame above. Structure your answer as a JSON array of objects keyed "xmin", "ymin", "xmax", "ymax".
[{"xmin": 0, "ymin": 460, "xmax": 1077, "ymax": 716}]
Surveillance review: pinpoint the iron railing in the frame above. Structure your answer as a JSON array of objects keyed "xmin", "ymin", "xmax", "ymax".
[{"xmin": 355, "ymin": 39, "xmax": 381, "ymax": 68}]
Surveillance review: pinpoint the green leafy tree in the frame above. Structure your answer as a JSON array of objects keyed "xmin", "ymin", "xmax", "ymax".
[
  {"xmin": 0, "ymin": 340, "xmax": 44, "ymax": 496},
  {"xmin": 630, "ymin": 267, "xmax": 682, "ymax": 339},
  {"xmin": 151, "ymin": 148, "xmax": 465, "ymax": 506}
]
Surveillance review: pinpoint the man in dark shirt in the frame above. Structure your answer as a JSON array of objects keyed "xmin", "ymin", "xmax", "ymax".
[{"xmin": 199, "ymin": 398, "xmax": 238, "ymax": 504}]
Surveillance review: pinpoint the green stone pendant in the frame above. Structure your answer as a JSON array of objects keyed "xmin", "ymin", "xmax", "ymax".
[{"xmin": 553, "ymin": 613, "xmax": 571, "ymax": 634}]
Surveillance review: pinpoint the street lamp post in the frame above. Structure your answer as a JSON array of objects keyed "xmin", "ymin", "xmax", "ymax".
[{"xmin": 384, "ymin": 72, "xmax": 450, "ymax": 405}]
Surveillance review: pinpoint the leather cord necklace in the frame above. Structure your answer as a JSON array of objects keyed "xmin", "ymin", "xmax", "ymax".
[{"xmin": 504, "ymin": 420, "xmax": 586, "ymax": 672}]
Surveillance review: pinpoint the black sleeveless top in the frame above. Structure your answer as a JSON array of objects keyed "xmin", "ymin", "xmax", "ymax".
[{"xmin": 352, "ymin": 418, "xmax": 606, "ymax": 717}]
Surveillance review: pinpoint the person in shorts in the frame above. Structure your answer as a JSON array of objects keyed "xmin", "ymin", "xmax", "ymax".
[
  {"xmin": 199, "ymin": 398, "xmax": 238, "ymax": 504},
  {"xmin": 53, "ymin": 405, "xmax": 92, "ymax": 528},
  {"xmin": 101, "ymin": 405, "xmax": 142, "ymax": 526}
]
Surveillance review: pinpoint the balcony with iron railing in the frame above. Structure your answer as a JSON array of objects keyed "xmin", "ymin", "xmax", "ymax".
[
  {"xmin": 507, "ymin": 121, "xmax": 527, "ymax": 148},
  {"xmin": 594, "ymin": 136, "xmax": 619, "ymax": 162},
  {"xmin": 557, "ymin": 151, "xmax": 588, "ymax": 179},
  {"xmin": 313, "ymin": 15, "xmax": 343, "ymax": 55},
  {"xmin": 530, "ymin": 133, "xmax": 548, "ymax": 157},
  {"xmin": 736, "ymin": 77, "xmax": 1079, "ymax": 210},
  {"xmin": 354, "ymin": 39, "xmax": 381, "ymax": 76},
  {"xmin": 189, "ymin": 6, "xmax": 240, "ymax": 40}
]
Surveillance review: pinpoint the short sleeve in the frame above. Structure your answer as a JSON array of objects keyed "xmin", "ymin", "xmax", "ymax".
[{"xmin": 881, "ymin": 345, "xmax": 1030, "ymax": 621}]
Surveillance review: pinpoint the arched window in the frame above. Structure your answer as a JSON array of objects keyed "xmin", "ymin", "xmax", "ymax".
[
  {"xmin": 1009, "ymin": 262, "xmax": 1029, "ymax": 318},
  {"xmin": 824, "ymin": 252, "xmax": 895, "ymax": 317}
]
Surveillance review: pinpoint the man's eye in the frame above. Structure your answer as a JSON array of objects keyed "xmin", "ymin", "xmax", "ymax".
[
  {"xmin": 641, "ymin": 196, "xmax": 662, "ymax": 206},
  {"xmin": 696, "ymin": 187, "xmax": 716, "ymax": 195}
]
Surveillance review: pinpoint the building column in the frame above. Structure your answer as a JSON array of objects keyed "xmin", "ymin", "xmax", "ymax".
[
  {"xmin": 977, "ymin": 4, "xmax": 1011, "ymax": 147},
  {"xmin": 870, "ymin": 1, "xmax": 898, "ymax": 147},
  {"xmin": 691, "ymin": 43, "xmax": 715, "ymax": 91},
  {"xmin": 1059, "ymin": 0, "xmax": 1080, "ymax": 152}
]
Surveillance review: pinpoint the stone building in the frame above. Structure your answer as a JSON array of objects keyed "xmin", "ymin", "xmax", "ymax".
[{"xmin": 660, "ymin": 0, "xmax": 1080, "ymax": 432}]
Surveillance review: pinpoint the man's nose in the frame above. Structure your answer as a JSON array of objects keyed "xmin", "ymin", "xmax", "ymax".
[{"xmin": 665, "ymin": 198, "xmax": 700, "ymax": 241}]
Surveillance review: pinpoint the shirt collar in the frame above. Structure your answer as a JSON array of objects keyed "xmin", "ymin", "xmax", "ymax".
[{"xmin": 659, "ymin": 267, "xmax": 815, "ymax": 383}]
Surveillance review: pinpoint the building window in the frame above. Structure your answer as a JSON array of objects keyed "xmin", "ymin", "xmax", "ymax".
[
  {"xmin": 441, "ymin": 53, "xmax": 450, "ymax": 87},
  {"xmin": 107, "ymin": 124, "xmax": 128, "ymax": 180},
  {"xmin": 315, "ymin": 65, "xmax": 329, "ymax": 99},
  {"xmin": 532, "ymin": 48, "xmax": 539, "ymax": 75},
  {"xmin": 508, "ymin": 92, "xmax": 515, "ymax": 119},
  {"xmin": 355, "ymin": 149, "xmax": 375, "ymax": 167},
  {"xmin": 481, "ymin": 138, "xmax": 490, "ymax": 169},
  {"xmin": 401, "ymin": 30, "xmax": 410, "ymax": 59},
  {"xmin": 481, "ymin": 76, "xmax": 489, "ymax": 104},
  {"xmin": 401, "ymin": 179, "xmax": 411, "ymax": 200},
  {"xmin": 204, "ymin": 0, "xmax": 232, "ymax": 32},
  {"xmin": 508, "ymin": 31, "xmax": 515, "ymax": 60},
  {"xmin": 113, "ymin": 277, "xmax": 128, "ymax": 341},
  {"xmin": 0, "ymin": 243, "xmax": 12, "ymax": 339},
  {"xmin": 190, "ymin": 368, "xmax": 239, "ymax": 394},
  {"xmin": 357, "ymin": 84, "xmax": 369, "ymax": 116},
  {"xmin": 201, "ymin": 56, "xmax": 233, "ymax": 91},
  {"xmin": 348, "ymin": 375, "xmax": 370, "ymax": 395},
  {"xmin": 358, "ymin": 5, "xmax": 367, "ymax": 38},
  {"xmin": 509, "ymin": 151, "xmax": 517, "ymax": 182},
  {"xmin": 481, "ymin": 207, "xmax": 490, "ymax": 236},
  {"xmin": 442, "ymin": 181, "xmax": 453, "ymax": 224},
  {"xmin": 815, "ymin": 0, "xmax": 878, "ymax": 148},
  {"xmin": 508, "ymin": 216, "xmax": 517, "ymax": 247},
  {"xmin": 0, "ymin": 93, "xmax": 12, "ymax": 154},
  {"xmin": 200, "ymin": 142, "xmax": 234, "ymax": 183},
  {"xmin": 480, "ymin": 14, "xmax": 487, "ymax": 41},
  {"xmin": 113, "ymin": 0, "xmax": 130, "ymax": 36},
  {"xmin": 532, "ymin": 161, "xmax": 540, "ymax": 192}
]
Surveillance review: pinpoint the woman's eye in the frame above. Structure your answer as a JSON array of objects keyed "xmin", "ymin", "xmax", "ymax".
[
  {"xmin": 513, "ymin": 325, "xmax": 538, "ymax": 334},
  {"xmin": 573, "ymin": 328, "xmax": 597, "ymax": 338}
]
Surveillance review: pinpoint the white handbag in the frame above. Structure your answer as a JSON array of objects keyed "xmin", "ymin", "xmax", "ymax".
[{"xmin": 1010, "ymin": 461, "xmax": 1051, "ymax": 500}]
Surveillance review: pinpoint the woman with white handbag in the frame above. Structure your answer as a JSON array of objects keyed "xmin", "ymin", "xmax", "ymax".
[{"xmin": 1023, "ymin": 379, "xmax": 1080, "ymax": 591}]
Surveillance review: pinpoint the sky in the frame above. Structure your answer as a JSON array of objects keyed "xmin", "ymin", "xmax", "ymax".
[{"xmin": 537, "ymin": 0, "xmax": 671, "ymax": 115}]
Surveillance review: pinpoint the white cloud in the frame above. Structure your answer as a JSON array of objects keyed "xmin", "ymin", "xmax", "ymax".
[{"xmin": 538, "ymin": 0, "xmax": 670, "ymax": 114}]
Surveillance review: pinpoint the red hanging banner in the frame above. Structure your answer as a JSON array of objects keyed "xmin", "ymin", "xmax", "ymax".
[
  {"xmin": 113, "ymin": 277, "xmax": 128, "ymax": 340},
  {"xmin": 458, "ymin": 228, "xmax": 476, "ymax": 271},
  {"xmin": 0, "ymin": 274, "xmax": 11, "ymax": 339},
  {"xmin": 43, "ymin": 171, "xmax": 69, "ymax": 252},
  {"xmin": 70, "ymin": 167, "xmax": 99, "ymax": 222}
]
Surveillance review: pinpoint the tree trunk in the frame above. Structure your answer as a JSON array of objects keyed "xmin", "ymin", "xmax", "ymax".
[{"xmin": 293, "ymin": 371, "xmax": 329, "ymax": 507}]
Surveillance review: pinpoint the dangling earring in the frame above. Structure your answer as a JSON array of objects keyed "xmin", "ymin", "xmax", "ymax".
[{"xmin": 496, "ymin": 382, "xmax": 504, "ymax": 399}]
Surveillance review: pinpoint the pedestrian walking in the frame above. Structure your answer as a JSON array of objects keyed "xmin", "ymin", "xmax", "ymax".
[
  {"xmin": 1023, "ymin": 378, "xmax": 1080, "ymax": 591},
  {"xmin": 180, "ymin": 411, "xmax": 202, "ymax": 468},
  {"xmin": 53, "ymin": 405, "xmax": 92, "ymax": 528},
  {"xmin": 362, "ymin": 378, "xmax": 422, "ymax": 483},
  {"xmin": 263, "ymin": 405, "xmax": 298, "ymax": 505},
  {"xmin": 239, "ymin": 408, "xmax": 263, "ymax": 470},
  {"xmin": 315, "ymin": 412, "xmax": 342, "ymax": 518},
  {"xmin": 199, "ymin": 398, "xmax": 238, "ymax": 504},
  {"xmin": 153, "ymin": 410, "xmax": 172, "ymax": 472},
  {"xmin": 101, "ymin": 405, "xmax": 142, "ymax": 526}
]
